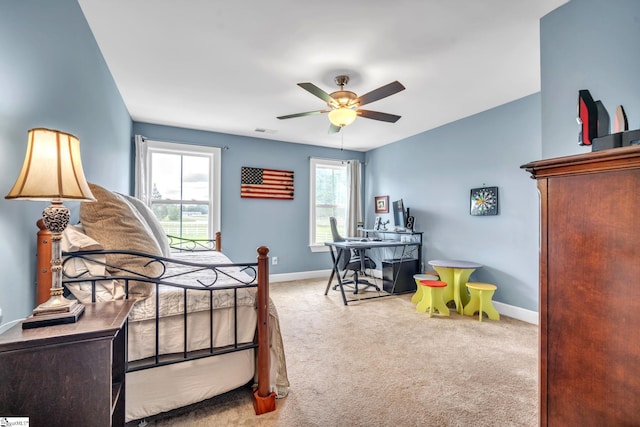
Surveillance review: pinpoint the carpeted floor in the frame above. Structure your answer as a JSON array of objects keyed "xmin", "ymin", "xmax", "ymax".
[{"xmin": 133, "ymin": 278, "xmax": 539, "ymax": 426}]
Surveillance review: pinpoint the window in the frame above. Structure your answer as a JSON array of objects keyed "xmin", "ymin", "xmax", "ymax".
[
  {"xmin": 309, "ymin": 158, "xmax": 349, "ymax": 251},
  {"xmin": 136, "ymin": 139, "xmax": 221, "ymax": 241}
]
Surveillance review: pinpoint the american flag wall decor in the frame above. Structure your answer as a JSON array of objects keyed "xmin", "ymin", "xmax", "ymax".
[{"xmin": 241, "ymin": 166, "xmax": 294, "ymax": 200}]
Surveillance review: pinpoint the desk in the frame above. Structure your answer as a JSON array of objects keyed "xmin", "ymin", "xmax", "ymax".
[
  {"xmin": 325, "ymin": 240, "xmax": 421, "ymax": 305},
  {"xmin": 428, "ymin": 260, "xmax": 483, "ymax": 314},
  {"xmin": 361, "ymin": 229, "xmax": 423, "ymax": 269}
]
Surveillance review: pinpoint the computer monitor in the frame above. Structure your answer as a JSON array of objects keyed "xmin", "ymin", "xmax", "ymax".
[{"xmin": 392, "ymin": 199, "xmax": 406, "ymax": 230}]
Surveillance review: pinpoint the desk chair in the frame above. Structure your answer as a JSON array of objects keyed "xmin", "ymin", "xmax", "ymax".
[{"xmin": 329, "ymin": 217, "xmax": 378, "ymax": 294}]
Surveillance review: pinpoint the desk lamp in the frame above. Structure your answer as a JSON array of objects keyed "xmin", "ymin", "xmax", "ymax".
[{"xmin": 5, "ymin": 128, "xmax": 95, "ymax": 327}]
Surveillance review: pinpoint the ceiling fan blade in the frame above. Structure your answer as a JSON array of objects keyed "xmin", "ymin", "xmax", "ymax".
[
  {"xmin": 355, "ymin": 81, "xmax": 405, "ymax": 107},
  {"xmin": 328, "ymin": 124, "xmax": 342, "ymax": 134},
  {"xmin": 357, "ymin": 109, "xmax": 401, "ymax": 123},
  {"xmin": 298, "ymin": 83, "xmax": 334, "ymax": 104},
  {"xmin": 277, "ymin": 110, "xmax": 329, "ymax": 120}
]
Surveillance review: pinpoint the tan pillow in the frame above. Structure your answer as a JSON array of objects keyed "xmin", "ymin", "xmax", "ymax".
[
  {"xmin": 80, "ymin": 183, "xmax": 163, "ymax": 299},
  {"xmin": 118, "ymin": 193, "xmax": 171, "ymax": 257}
]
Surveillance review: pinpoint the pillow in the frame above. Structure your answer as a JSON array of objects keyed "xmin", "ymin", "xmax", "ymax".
[
  {"xmin": 62, "ymin": 224, "xmax": 125, "ymax": 303},
  {"xmin": 63, "ymin": 224, "xmax": 106, "ymax": 277},
  {"xmin": 80, "ymin": 183, "xmax": 163, "ymax": 299},
  {"xmin": 118, "ymin": 193, "xmax": 171, "ymax": 257}
]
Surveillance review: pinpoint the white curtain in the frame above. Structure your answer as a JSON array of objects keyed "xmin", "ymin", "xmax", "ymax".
[
  {"xmin": 134, "ymin": 134, "xmax": 149, "ymax": 205},
  {"xmin": 347, "ymin": 159, "xmax": 363, "ymax": 236}
]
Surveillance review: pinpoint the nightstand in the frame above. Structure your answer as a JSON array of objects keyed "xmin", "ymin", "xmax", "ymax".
[{"xmin": 0, "ymin": 300, "xmax": 135, "ymax": 427}]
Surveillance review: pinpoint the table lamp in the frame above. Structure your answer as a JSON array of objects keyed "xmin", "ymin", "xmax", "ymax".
[{"xmin": 5, "ymin": 128, "xmax": 95, "ymax": 328}]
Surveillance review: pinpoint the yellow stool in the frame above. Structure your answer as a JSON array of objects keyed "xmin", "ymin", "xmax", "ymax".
[
  {"xmin": 411, "ymin": 273, "xmax": 439, "ymax": 304},
  {"xmin": 416, "ymin": 280, "xmax": 450, "ymax": 318},
  {"xmin": 463, "ymin": 282, "xmax": 500, "ymax": 321}
]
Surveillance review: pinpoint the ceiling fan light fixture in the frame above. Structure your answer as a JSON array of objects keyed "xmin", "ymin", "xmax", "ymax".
[
  {"xmin": 328, "ymin": 107, "xmax": 357, "ymax": 128},
  {"xmin": 329, "ymin": 90, "xmax": 358, "ymax": 108}
]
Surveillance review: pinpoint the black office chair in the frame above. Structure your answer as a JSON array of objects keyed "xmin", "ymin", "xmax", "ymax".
[{"xmin": 329, "ymin": 217, "xmax": 378, "ymax": 294}]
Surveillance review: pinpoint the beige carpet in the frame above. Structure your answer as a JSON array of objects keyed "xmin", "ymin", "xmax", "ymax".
[{"xmin": 134, "ymin": 278, "xmax": 539, "ymax": 426}]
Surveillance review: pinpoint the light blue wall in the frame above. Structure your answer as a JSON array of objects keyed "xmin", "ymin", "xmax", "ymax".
[
  {"xmin": 541, "ymin": 0, "xmax": 640, "ymax": 158},
  {"xmin": 0, "ymin": 0, "xmax": 132, "ymax": 324},
  {"xmin": 365, "ymin": 94, "xmax": 542, "ymax": 311},
  {"xmin": 132, "ymin": 122, "xmax": 364, "ymax": 272}
]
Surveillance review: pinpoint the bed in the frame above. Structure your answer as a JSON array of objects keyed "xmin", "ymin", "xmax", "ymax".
[{"xmin": 35, "ymin": 183, "xmax": 289, "ymax": 423}]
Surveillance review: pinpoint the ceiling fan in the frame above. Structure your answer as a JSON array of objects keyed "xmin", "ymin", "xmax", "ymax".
[{"xmin": 277, "ymin": 75, "xmax": 405, "ymax": 134}]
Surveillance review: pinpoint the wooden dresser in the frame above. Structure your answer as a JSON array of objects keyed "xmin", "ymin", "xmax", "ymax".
[
  {"xmin": 0, "ymin": 300, "xmax": 135, "ymax": 427},
  {"xmin": 522, "ymin": 145, "xmax": 640, "ymax": 426}
]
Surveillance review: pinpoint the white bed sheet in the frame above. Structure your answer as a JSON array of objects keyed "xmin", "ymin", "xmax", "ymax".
[
  {"xmin": 128, "ymin": 306, "xmax": 257, "ymax": 361},
  {"xmin": 129, "ymin": 250, "xmax": 256, "ymax": 321}
]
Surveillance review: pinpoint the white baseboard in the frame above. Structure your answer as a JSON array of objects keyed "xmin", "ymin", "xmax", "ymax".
[
  {"xmin": 270, "ymin": 270, "xmax": 539, "ymax": 325},
  {"xmin": 493, "ymin": 301, "xmax": 538, "ymax": 325},
  {"xmin": 270, "ymin": 269, "xmax": 332, "ymax": 283},
  {"xmin": 270, "ymin": 268, "xmax": 382, "ymax": 283}
]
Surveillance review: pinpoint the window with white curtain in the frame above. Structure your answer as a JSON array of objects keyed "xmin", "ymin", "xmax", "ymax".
[
  {"xmin": 309, "ymin": 158, "xmax": 350, "ymax": 251},
  {"xmin": 135, "ymin": 138, "xmax": 221, "ymax": 241}
]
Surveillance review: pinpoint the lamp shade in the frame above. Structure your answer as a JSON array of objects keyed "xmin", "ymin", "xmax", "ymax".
[
  {"xmin": 5, "ymin": 128, "xmax": 95, "ymax": 201},
  {"xmin": 328, "ymin": 108, "xmax": 357, "ymax": 128}
]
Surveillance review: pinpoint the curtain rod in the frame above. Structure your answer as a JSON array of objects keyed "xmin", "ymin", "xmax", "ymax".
[
  {"xmin": 309, "ymin": 156, "xmax": 355, "ymax": 163},
  {"xmin": 309, "ymin": 156, "xmax": 367, "ymax": 166},
  {"xmin": 138, "ymin": 134, "xmax": 229, "ymax": 150}
]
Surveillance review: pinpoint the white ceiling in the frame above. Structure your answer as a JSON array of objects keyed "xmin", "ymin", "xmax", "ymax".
[{"xmin": 78, "ymin": 0, "xmax": 567, "ymax": 152}]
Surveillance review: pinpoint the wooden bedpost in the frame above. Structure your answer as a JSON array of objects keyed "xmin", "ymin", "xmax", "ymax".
[
  {"xmin": 253, "ymin": 245, "xmax": 277, "ymax": 415},
  {"xmin": 36, "ymin": 219, "xmax": 52, "ymax": 305},
  {"xmin": 215, "ymin": 231, "xmax": 222, "ymax": 252}
]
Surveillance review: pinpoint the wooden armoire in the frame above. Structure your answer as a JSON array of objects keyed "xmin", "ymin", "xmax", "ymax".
[{"xmin": 522, "ymin": 145, "xmax": 640, "ymax": 426}]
